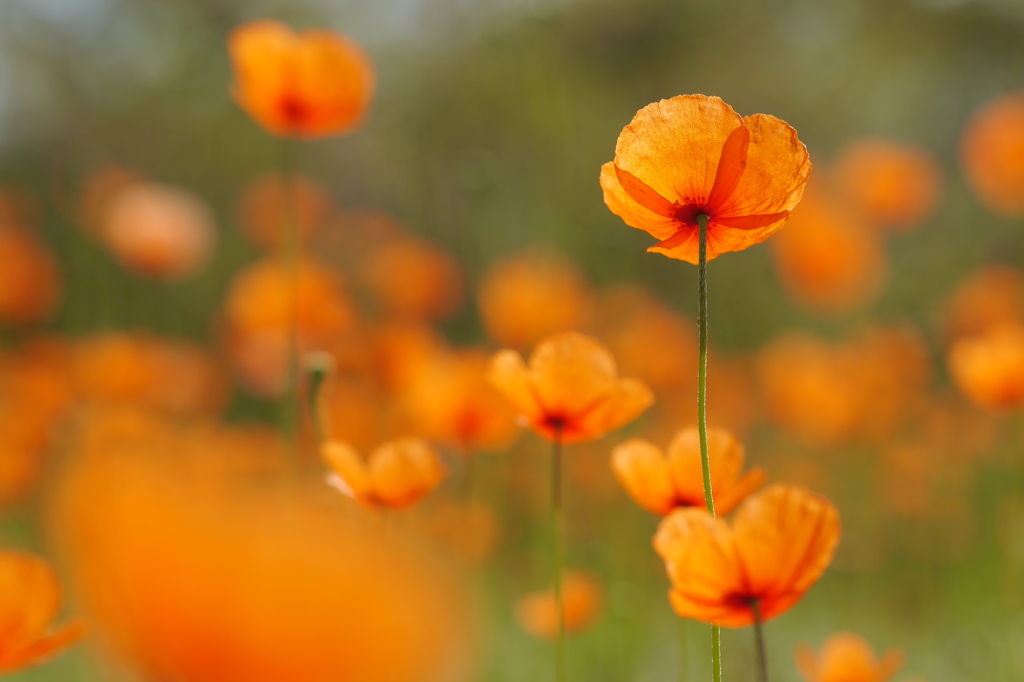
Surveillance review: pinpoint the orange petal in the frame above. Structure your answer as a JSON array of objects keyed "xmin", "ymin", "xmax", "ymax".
[
  {"xmin": 573, "ymin": 377, "xmax": 654, "ymax": 443},
  {"xmin": 610, "ymin": 439, "xmax": 677, "ymax": 515},
  {"xmin": 527, "ymin": 332, "xmax": 619, "ymax": 423},
  {"xmin": 0, "ymin": 551, "xmax": 61, "ymax": 655},
  {"xmin": 666, "ymin": 427, "xmax": 750, "ymax": 511},
  {"xmin": 713, "ymin": 467, "xmax": 766, "ymax": 516},
  {"xmin": 733, "ymin": 484, "xmax": 840, "ymax": 621},
  {"xmin": 367, "ymin": 438, "xmax": 446, "ymax": 508},
  {"xmin": 713, "ymin": 211, "xmax": 790, "ymax": 230},
  {"xmin": 601, "ymin": 162, "xmax": 681, "ymax": 241},
  {"xmin": 0, "ymin": 619, "xmax": 87, "ymax": 673},
  {"xmin": 614, "ymin": 165, "xmax": 681, "ymax": 218},
  {"xmin": 714, "ymin": 113, "xmax": 811, "ymax": 220},
  {"xmin": 487, "ymin": 349, "xmax": 542, "ymax": 419},
  {"xmin": 706, "ymin": 124, "xmax": 751, "ymax": 209},
  {"xmin": 653, "ymin": 509, "xmax": 745, "ymax": 624},
  {"xmin": 649, "ymin": 221, "xmax": 790, "ymax": 265},
  {"xmin": 321, "ymin": 440, "xmax": 372, "ymax": 504}
]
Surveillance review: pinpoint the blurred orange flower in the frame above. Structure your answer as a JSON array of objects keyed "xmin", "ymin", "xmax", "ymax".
[
  {"xmin": 423, "ymin": 500, "xmax": 501, "ymax": 566},
  {"xmin": 833, "ymin": 138, "xmax": 942, "ymax": 230},
  {"xmin": 948, "ymin": 323, "xmax": 1024, "ymax": 410},
  {"xmin": 100, "ymin": 181, "xmax": 215, "ymax": 280},
  {"xmin": 228, "ymin": 20, "xmax": 375, "ymax": 138},
  {"xmin": 0, "ymin": 227, "xmax": 61, "ymax": 326},
  {"xmin": 236, "ymin": 172, "xmax": 333, "ymax": 251},
  {"xmin": 489, "ymin": 332, "xmax": 653, "ymax": 444},
  {"xmin": 361, "ymin": 235, "xmax": 463, "ymax": 320},
  {"xmin": 943, "ymin": 264, "xmax": 1024, "ymax": 340},
  {"xmin": 403, "ymin": 349, "xmax": 518, "ymax": 453},
  {"xmin": 516, "ymin": 570, "xmax": 602, "ymax": 639},
  {"xmin": 611, "ymin": 427, "xmax": 764, "ymax": 515},
  {"xmin": 478, "ymin": 251, "xmax": 596, "ymax": 349},
  {"xmin": 796, "ymin": 632, "xmax": 903, "ymax": 682},
  {"xmin": 770, "ymin": 185, "xmax": 886, "ymax": 313},
  {"xmin": 961, "ymin": 91, "xmax": 1024, "ymax": 216},
  {"xmin": 600, "ymin": 285, "xmax": 697, "ymax": 391},
  {"xmin": 322, "ymin": 437, "xmax": 446, "ymax": 508},
  {"xmin": 601, "ymin": 94, "xmax": 811, "ymax": 263},
  {"xmin": 653, "ymin": 484, "xmax": 839, "ymax": 626},
  {"xmin": 0, "ymin": 549, "xmax": 86, "ymax": 673},
  {"xmin": 51, "ymin": 451, "xmax": 466, "ymax": 682}
]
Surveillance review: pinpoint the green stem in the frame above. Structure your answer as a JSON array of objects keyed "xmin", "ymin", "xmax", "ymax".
[
  {"xmin": 281, "ymin": 139, "xmax": 301, "ymax": 466},
  {"xmin": 696, "ymin": 213, "xmax": 722, "ymax": 682},
  {"xmin": 552, "ymin": 429, "xmax": 567, "ymax": 682},
  {"xmin": 752, "ymin": 600, "xmax": 769, "ymax": 682}
]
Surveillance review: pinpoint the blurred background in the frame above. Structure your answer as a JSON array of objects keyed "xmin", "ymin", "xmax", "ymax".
[{"xmin": 3, "ymin": 0, "xmax": 1024, "ymax": 680}]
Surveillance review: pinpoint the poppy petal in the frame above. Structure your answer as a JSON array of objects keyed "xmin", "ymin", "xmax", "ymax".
[
  {"xmin": 601, "ymin": 163, "xmax": 680, "ymax": 241},
  {"xmin": 707, "ymin": 124, "xmax": 751, "ymax": 210},
  {"xmin": 528, "ymin": 332, "xmax": 619, "ymax": 423},
  {"xmin": 322, "ymin": 440, "xmax": 372, "ymax": 504},
  {"xmin": 614, "ymin": 165, "xmax": 680, "ymax": 218},
  {"xmin": 611, "ymin": 438, "xmax": 677, "ymax": 515},
  {"xmin": 713, "ymin": 211, "xmax": 790, "ymax": 230},
  {"xmin": 0, "ymin": 620, "xmax": 87, "ymax": 673},
  {"xmin": 368, "ymin": 438, "xmax": 446, "ymax": 508},
  {"xmin": 713, "ymin": 467, "xmax": 766, "ymax": 516},
  {"xmin": 488, "ymin": 349, "xmax": 543, "ymax": 419}
]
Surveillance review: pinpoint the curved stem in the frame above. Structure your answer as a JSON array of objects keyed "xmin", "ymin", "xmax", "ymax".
[
  {"xmin": 696, "ymin": 213, "xmax": 722, "ymax": 682},
  {"xmin": 551, "ymin": 429, "xmax": 567, "ymax": 682},
  {"xmin": 752, "ymin": 600, "xmax": 769, "ymax": 682}
]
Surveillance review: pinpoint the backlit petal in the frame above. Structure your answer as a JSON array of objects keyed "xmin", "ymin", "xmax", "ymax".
[{"xmin": 611, "ymin": 439, "xmax": 677, "ymax": 515}]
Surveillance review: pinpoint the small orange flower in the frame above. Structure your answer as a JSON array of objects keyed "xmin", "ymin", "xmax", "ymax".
[
  {"xmin": 488, "ymin": 332, "xmax": 653, "ymax": 444},
  {"xmin": 100, "ymin": 181, "xmax": 215, "ymax": 280},
  {"xmin": 796, "ymin": 632, "xmax": 903, "ymax": 682},
  {"xmin": 612, "ymin": 428, "xmax": 764, "ymax": 516},
  {"xmin": 403, "ymin": 349, "xmax": 518, "ymax": 453},
  {"xmin": 228, "ymin": 20, "xmax": 375, "ymax": 138},
  {"xmin": 515, "ymin": 571, "xmax": 602, "ymax": 639},
  {"xmin": 601, "ymin": 95, "xmax": 811, "ymax": 263},
  {"xmin": 833, "ymin": 138, "xmax": 942, "ymax": 230},
  {"xmin": 770, "ymin": 185, "xmax": 886, "ymax": 313},
  {"xmin": 0, "ymin": 550, "xmax": 86, "ymax": 673},
  {"xmin": 943, "ymin": 264, "xmax": 1024, "ymax": 340},
  {"xmin": 361, "ymin": 236, "xmax": 463, "ymax": 320},
  {"xmin": 961, "ymin": 92, "xmax": 1024, "ymax": 216},
  {"xmin": 322, "ymin": 438, "xmax": 446, "ymax": 508},
  {"xmin": 948, "ymin": 323, "xmax": 1024, "ymax": 410},
  {"xmin": 653, "ymin": 484, "xmax": 839, "ymax": 627},
  {"xmin": 0, "ymin": 227, "xmax": 61, "ymax": 326},
  {"xmin": 236, "ymin": 172, "xmax": 334, "ymax": 251},
  {"xmin": 478, "ymin": 251, "xmax": 596, "ymax": 349}
]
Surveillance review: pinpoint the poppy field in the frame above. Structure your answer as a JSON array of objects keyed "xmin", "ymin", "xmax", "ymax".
[{"xmin": 1, "ymin": 1, "xmax": 1024, "ymax": 681}]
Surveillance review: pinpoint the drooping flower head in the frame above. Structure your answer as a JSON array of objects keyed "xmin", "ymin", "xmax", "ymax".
[
  {"xmin": 488, "ymin": 332, "xmax": 653, "ymax": 444},
  {"xmin": 0, "ymin": 550, "xmax": 86, "ymax": 673},
  {"xmin": 228, "ymin": 20, "xmax": 375, "ymax": 138},
  {"xmin": 653, "ymin": 484, "xmax": 839, "ymax": 627},
  {"xmin": 612, "ymin": 427, "xmax": 764, "ymax": 516},
  {"xmin": 601, "ymin": 95, "xmax": 811, "ymax": 263},
  {"xmin": 796, "ymin": 632, "xmax": 903, "ymax": 682}
]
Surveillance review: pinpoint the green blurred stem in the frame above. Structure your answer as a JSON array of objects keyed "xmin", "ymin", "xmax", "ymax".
[
  {"xmin": 752, "ymin": 600, "xmax": 769, "ymax": 682},
  {"xmin": 696, "ymin": 213, "xmax": 722, "ymax": 682},
  {"xmin": 551, "ymin": 427, "xmax": 567, "ymax": 682},
  {"xmin": 678, "ymin": 617, "xmax": 689, "ymax": 682},
  {"xmin": 281, "ymin": 138, "xmax": 301, "ymax": 466}
]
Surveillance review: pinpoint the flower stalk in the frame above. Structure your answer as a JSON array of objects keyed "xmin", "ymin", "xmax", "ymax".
[{"xmin": 552, "ymin": 425, "xmax": 567, "ymax": 682}]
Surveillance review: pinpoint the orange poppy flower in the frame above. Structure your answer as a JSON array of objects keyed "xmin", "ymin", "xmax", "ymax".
[
  {"xmin": 477, "ymin": 251, "xmax": 596, "ymax": 350},
  {"xmin": 796, "ymin": 632, "xmax": 903, "ymax": 682},
  {"xmin": 770, "ymin": 185, "xmax": 886, "ymax": 313},
  {"xmin": 236, "ymin": 172, "xmax": 334, "ymax": 251},
  {"xmin": 322, "ymin": 438, "xmax": 446, "ymax": 508},
  {"xmin": 488, "ymin": 332, "xmax": 653, "ymax": 444},
  {"xmin": 612, "ymin": 427, "xmax": 764, "ymax": 516},
  {"xmin": 0, "ymin": 550, "xmax": 86, "ymax": 673},
  {"xmin": 402, "ymin": 349, "xmax": 518, "ymax": 453},
  {"xmin": 943, "ymin": 265, "xmax": 1024, "ymax": 340},
  {"xmin": 515, "ymin": 570, "xmax": 602, "ymax": 639},
  {"xmin": 228, "ymin": 20, "xmax": 375, "ymax": 138},
  {"xmin": 51, "ymin": 451, "xmax": 467, "ymax": 682},
  {"xmin": 947, "ymin": 323, "xmax": 1024, "ymax": 410},
  {"xmin": 100, "ymin": 181, "xmax": 215, "ymax": 280},
  {"xmin": 653, "ymin": 483, "xmax": 839, "ymax": 627},
  {"xmin": 601, "ymin": 95, "xmax": 811, "ymax": 263},
  {"xmin": 961, "ymin": 92, "xmax": 1024, "ymax": 216},
  {"xmin": 361, "ymin": 236, "xmax": 463, "ymax": 321},
  {"xmin": 0, "ymin": 227, "xmax": 61, "ymax": 326},
  {"xmin": 833, "ymin": 138, "xmax": 942, "ymax": 230}
]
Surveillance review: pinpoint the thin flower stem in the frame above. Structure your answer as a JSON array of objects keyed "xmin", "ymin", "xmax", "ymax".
[
  {"xmin": 551, "ymin": 428, "xmax": 567, "ymax": 682},
  {"xmin": 696, "ymin": 213, "xmax": 722, "ymax": 682},
  {"xmin": 752, "ymin": 600, "xmax": 769, "ymax": 682},
  {"xmin": 281, "ymin": 139, "xmax": 301, "ymax": 467},
  {"xmin": 678, "ymin": 617, "xmax": 689, "ymax": 682}
]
